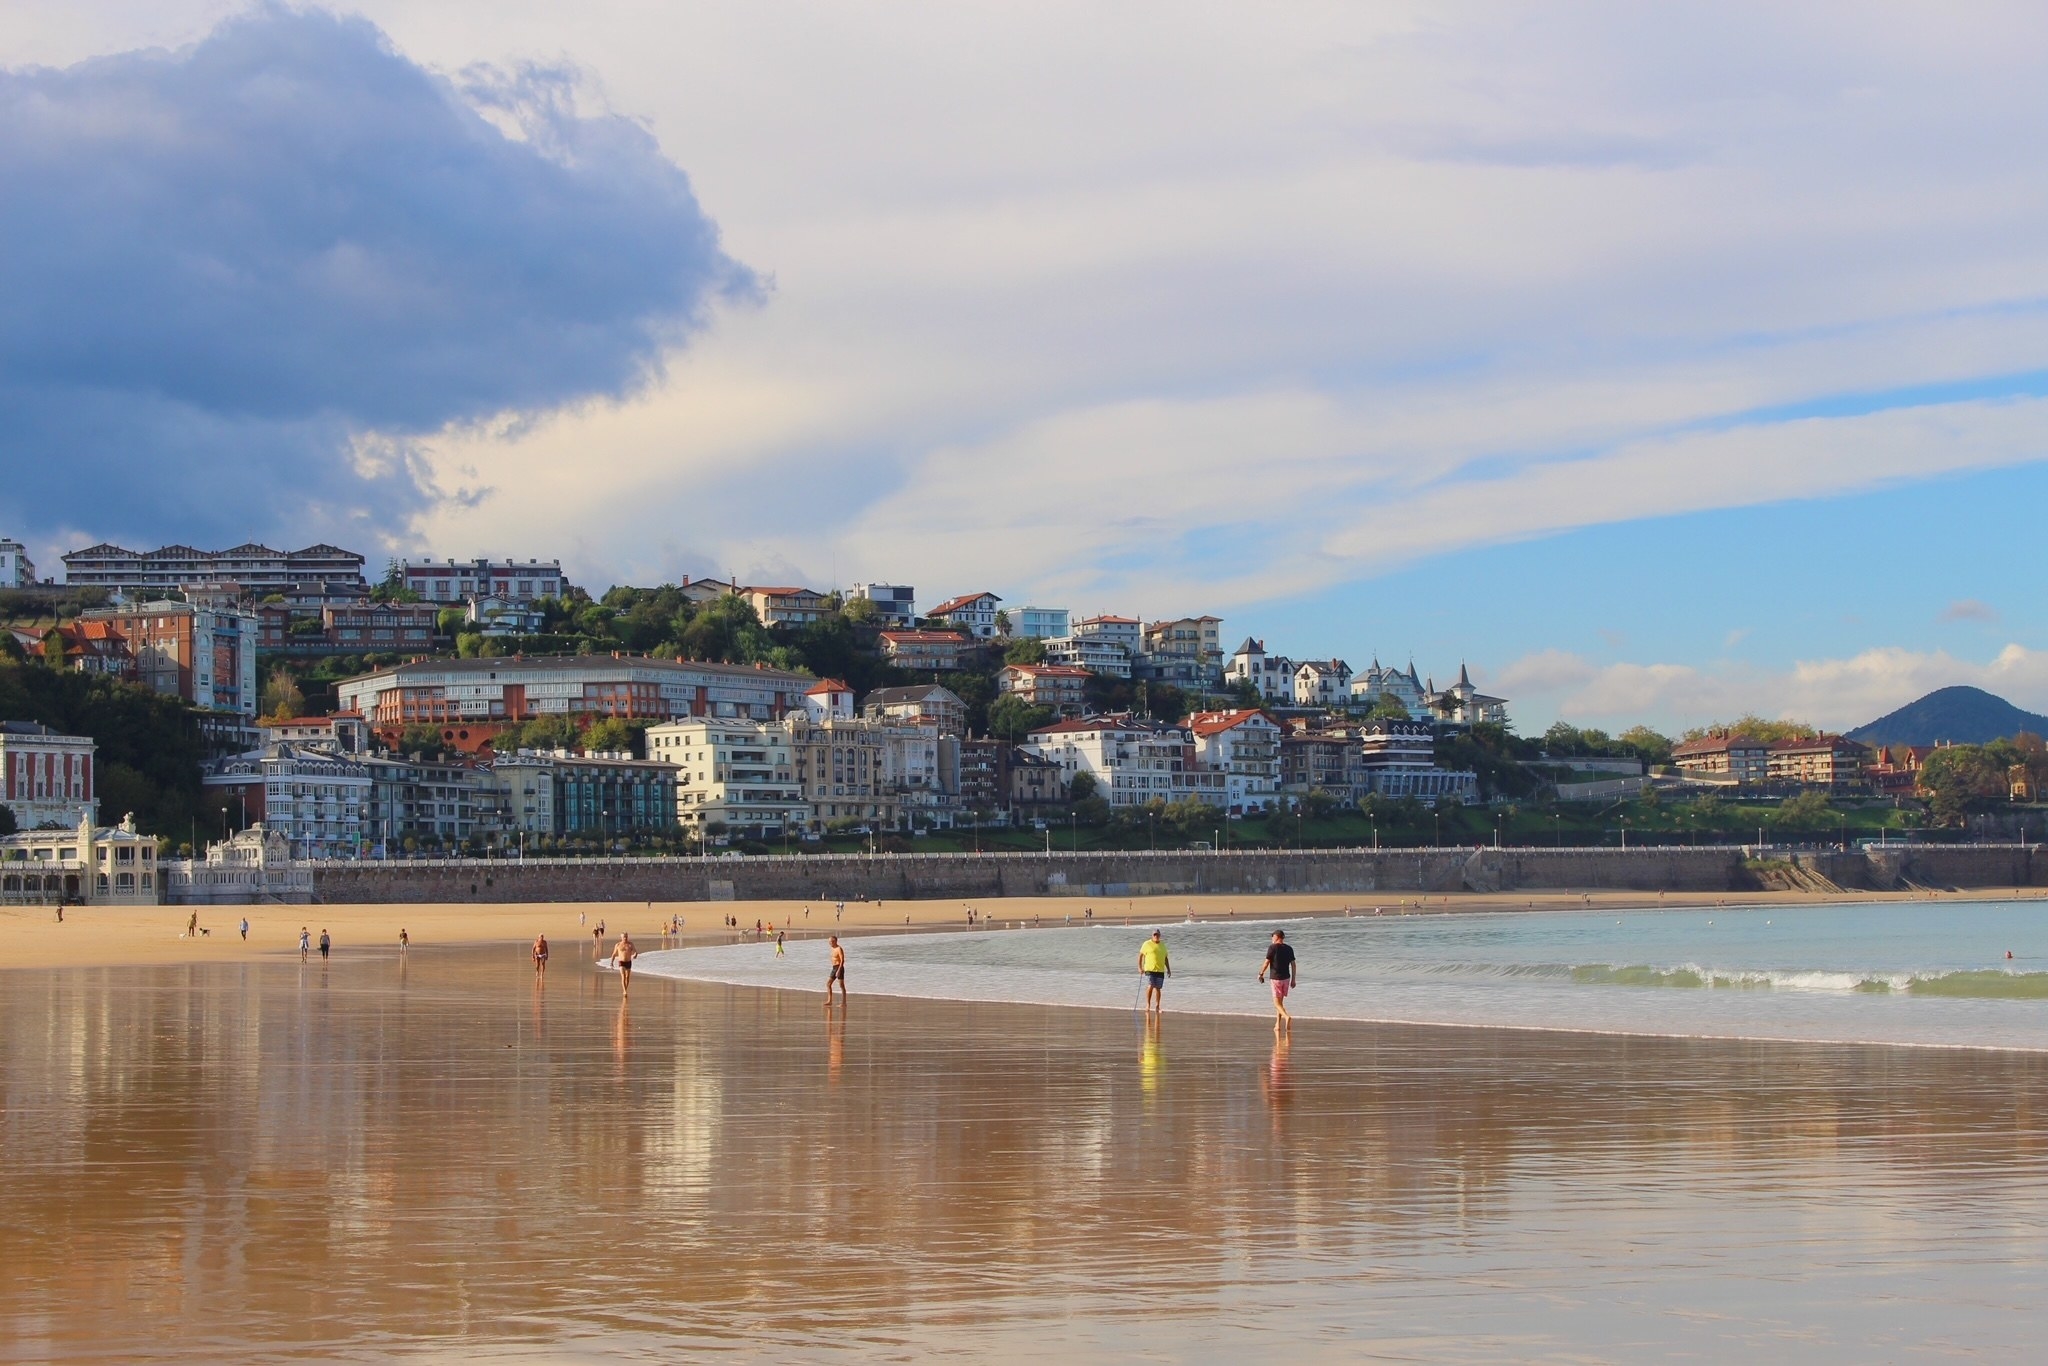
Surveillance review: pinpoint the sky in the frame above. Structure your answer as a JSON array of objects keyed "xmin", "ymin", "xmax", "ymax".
[{"xmin": 2, "ymin": 2, "xmax": 2044, "ymax": 734}]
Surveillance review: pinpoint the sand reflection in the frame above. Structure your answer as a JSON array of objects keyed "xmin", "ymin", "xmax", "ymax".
[{"xmin": 1, "ymin": 953, "xmax": 2046, "ymax": 1360}]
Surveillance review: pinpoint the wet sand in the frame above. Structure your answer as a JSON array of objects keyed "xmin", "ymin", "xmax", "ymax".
[
  {"xmin": 6, "ymin": 883, "xmax": 2042, "ymax": 972},
  {"xmin": 3, "ymin": 948, "xmax": 2046, "ymax": 1361}
]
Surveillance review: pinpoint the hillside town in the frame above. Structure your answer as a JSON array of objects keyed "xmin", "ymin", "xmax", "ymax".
[{"xmin": 4, "ymin": 536, "xmax": 2045, "ymax": 905}]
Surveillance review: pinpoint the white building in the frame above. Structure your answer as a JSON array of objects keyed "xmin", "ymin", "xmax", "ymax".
[
  {"xmin": 646, "ymin": 717, "xmax": 808, "ymax": 836},
  {"xmin": 1013, "ymin": 606, "xmax": 1070, "ymax": 639},
  {"xmin": 803, "ymin": 678, "xmax": 855, "ymax": 721},
  {"xmin": 1072, "ymin": 614, "xmax": 1143, "ymax": 654},
  {"xmin": 0, "ymin": 813, "xmax": 161, "ymax": 906},
  {"xmin": 64, "ymin": 542, "xmax": 365, "ymax": 594},
  {"xmin": 0, "ymin": 537, "xmax": 35, "ymax": 588},
  {"xmin": 1357, "ymin": 720, "xmax": 1478, "ymax": 803},
  {"xmin": 927, "ymin": 591, "xmax": 1003, "ymax": 639},
  {"xmin": 165, "ymin": 825, "xmax": 313, "ymax": 904},
  {"xmin": 849, "ymin": 583, "xmax": 916, "ymax": 628},
  {"xmin": 401, "ymin": 558, "xmax": 567, "ymax": 605},
  {"xmin": 1350, "ymin": 659, "xmax": 1427, "ymax": 715},
  {"xmin": 203, "ymin": 744, "xmax": 371, "ymax": 858},
  {"xmin": 742, "ymin": 585, "xmax": 834, "ymax": 628},
  {"xmin": 1425, "ymin": 664, "xmax": 1511, "ymax": 727},
  {"xmin": 465, "ymin": 595, "xmax": 545, "ymax": 637},
  {"xmin": 1044, "ymin": 634, "xmax": 1133, "ymax": 678},
  {"xmin": 1226, "ymin": 638, "xmax": 1295, "ymax": 704},
  {"xmin": 1022, "ymin": 714, "xmax": 1228, "ymax": 809},
  {"xmin": 1185, "ymin": 710, "xmax": 1283, "ymax": 813},
  {"xmin": 1293, "ymin": 659, "xmax": 1353, "ymax": 708},
  {"xmin": 477, "ymin": 753, "xmax": 559, "ymax": 839},
  {"xmin": 0, "ymin": 721, "xmax": 96, "ymax": 830}
]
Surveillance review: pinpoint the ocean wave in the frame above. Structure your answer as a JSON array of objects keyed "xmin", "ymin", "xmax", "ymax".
[{"xmin": 1562, "ymin": 963, "xmax": 2048, "ymax": 998}]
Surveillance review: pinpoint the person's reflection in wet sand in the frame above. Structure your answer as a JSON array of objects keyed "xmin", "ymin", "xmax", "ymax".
[
  {"xmin": 1261, "ymin": 1034, "xmax": 1294, "ymax": 1114},
  {"xmin": 1141, "ymin": 1015, "xmax": 1164, "ymax": 1099},
  {"xmin": 827, "ymin": 1011, "xmax": 845, "ymax": 1085},
  {"xmin": 612, "ymin": 998, "xmax": 630, "ymax": 1067}
]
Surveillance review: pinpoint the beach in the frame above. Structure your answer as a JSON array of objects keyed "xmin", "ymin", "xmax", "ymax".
[
  {"xmin": 6, "ymin": 883, "xmax": 2043, "ymax": 972},
  {"xmin": 3, "ymin": 946, "xmax": 2046, "ymax": 1361}
]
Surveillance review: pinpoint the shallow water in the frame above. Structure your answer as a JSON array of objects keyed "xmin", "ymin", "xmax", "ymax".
[
  {"xmin": 3, "ymin": 944, "xmax": 2047, "ymax": 1361},
  {"xmin": 641, "ymin": 900, "xmax": 2048, "ymax": 1049}
]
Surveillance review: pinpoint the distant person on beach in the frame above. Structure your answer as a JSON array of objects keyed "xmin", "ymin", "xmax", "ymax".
[
  {"xmin": 399, "ymin": 928, "xmax": 409, "ymax": 952},
  {"xmin": 239, "ymin": 917, "xmax": 249, "ymax": 941},
  {"xmin": 318, "ymin": 929, "xmax": 331, "ymax": 960},
  {"xmin": 826, "ymin": 936, "xmax": 847, "ymax": 1005},
  {"xmin": 1138, "ymin": 930, "xmax": 1172, "ymax": 1013},
  {"xmin": 299, "ymin": 928, "xmax": 311, "ymax": 961},
  {"xmin": 776, "ymin": 931, "xmax": 786, "ymax": 957},
  {"xmin": 188, "ymin": 911, "xmax": 199, "ymax": 936},
  {"xmin": 614, "ymin": 933, "xmax": 636, "ymax": 996},
  {"xmin": 1258, "ymin": 930, "xmax": 1296, "ymax": 1032},
  {"xmin": 534, "ymin": 934, "xmax": 549, "ymax": 973}
]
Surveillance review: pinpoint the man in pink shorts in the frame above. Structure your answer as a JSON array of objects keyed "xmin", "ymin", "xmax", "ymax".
[{"xmin": 1258, "ymin": 929, "xmax": 1297, "ymax": 1033}]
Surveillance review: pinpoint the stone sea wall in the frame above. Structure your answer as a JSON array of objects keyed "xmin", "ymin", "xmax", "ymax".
[{"xmin": 304, "ymin": 844, "xmax": 2046, "ymax": 906}]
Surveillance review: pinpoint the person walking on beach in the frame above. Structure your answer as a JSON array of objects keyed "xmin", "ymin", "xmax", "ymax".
[
  {"xmin": 1138, "ymin": 930, "xmax": 1172, "ymax": 1013},
  {"xmin": 318, "ymin": 929, "xmax": 331, "ymax": 961},
  {"xmin": 825, "ymin": 936, "xmax": 847, "ymax": 1005},
  {"xmin": 299, "ymin": 927, "xmax": 311, "ymax": 961},
  {"xmin": 614, "ymin": 933, "xmax": 637, "ymax": 997},
  {"xmin": 776, "ymin": 930, "xmax": 786, "ymax": 957},
  {"xmin": 239, "ymin": 917, "xmax": 249, "ymax": 941},
  {"xmin": 1258, "ymin": 930, "xmax": 1296, "ymax": 1033},
  {"xmin": 534, "ymin": 933, "xmax": 550, "ymax": 974}
]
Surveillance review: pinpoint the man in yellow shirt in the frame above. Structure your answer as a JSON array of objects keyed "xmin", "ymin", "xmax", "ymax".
[{"xmin": 1137, "ymin": 930, "xmax": 1172, "ymax": 1013}]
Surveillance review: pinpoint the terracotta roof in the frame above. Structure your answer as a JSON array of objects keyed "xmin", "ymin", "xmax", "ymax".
[
  {"xmin": 1671, "ymin": 734, "xmax": 1764, "ymax": 757},
  {"xmin": 928, "ymin": 592, "xmax": 1001, "ymax": 617},
  {"xmin": 806, "ymin": 677, "xmax": 852, "ymax": 695},
  {"xmin": 1186, "ymin": 708, "xmax": 1275, "ymax": 736},
  {"xmin": 1004, "ymin": 664, "xmax": 1092, "ymax": 678}
]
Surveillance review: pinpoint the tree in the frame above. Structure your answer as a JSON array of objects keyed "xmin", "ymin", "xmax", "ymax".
[
  {"xmin": 1003, "ymin": 637, "xmax": 1047, "ymax": 666},
  {"xmin": 994, "ymin": 609, "xmax": 1012, "ymax": 635},
  {"xmin": 988, "ymin": 693, "xmax": 1054, "ymax": 742},
  {"xmin": 584, "ymin": 717, "xmax": 635, "ymax": 754},
  {"xmin": 1683, "ymin": 715, "xmax": 1818, "ymax": 744},
  {"xmin": 841, "ymin": 596, "xmax": 880, "ymax": 625},
  {"xmin": 1918, "ymin": 745, "xmax": 2008, "ymax": 825},
  {"xmin": 1301, "ymin": 788, "xmax": 1341, "ymax": 819},
  {"xmin": 1771, "ymin": 789, "xmax": 1833, "ymax": 829},
  {"xmin": 1067, "ymin": 771, "xmax": 1098, "ymax": 801},
  {"xmin": 0, "ymin": 805, "xmax": 15, "ymax": 837},
  {"xmin": 260, "ymin": 665, "xmax": 306, "ymax": 720},
  {"xmin": 1365, "ymin": 693, "xmax": 1410, "ymax": 721},
  {"xmin": 1618, "ymin": 725, "xmax": 1674, "ymax": 767}
]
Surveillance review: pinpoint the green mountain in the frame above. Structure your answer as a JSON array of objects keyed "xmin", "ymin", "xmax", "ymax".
[{"xmin": 1847, "ymin": 686, "xmax": 2048, "ymax": 747}]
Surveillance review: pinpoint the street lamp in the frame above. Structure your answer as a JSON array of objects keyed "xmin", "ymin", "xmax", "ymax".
[{"xmin": 1620, "ymin": 815, "xmax": 1629, "ymax": 850}]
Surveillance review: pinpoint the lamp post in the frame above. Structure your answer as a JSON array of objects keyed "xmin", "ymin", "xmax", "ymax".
[
  {"xmin": 1433, "ymin": 811, "xmax": 1440, "ymax": 848},
  {"xmin": 1620, "ymin": 816, "xmax": 1629, "ymax": 850},
  {"xmin": 1554, "ymin": 812, "xmax": 1562, "ymax": 848}
]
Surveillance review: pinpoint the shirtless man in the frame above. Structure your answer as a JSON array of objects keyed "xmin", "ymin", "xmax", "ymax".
[
  {"xmin": 825, "ymin": 936, "xmax": 847, "ymax": 1005},
  {"xmin": 614, "ymin": 932, "xmax": 636, "ymax": 997},
  {"xmin": 533, "ymin": 933, "xmax": 550, "ymax": 974}
]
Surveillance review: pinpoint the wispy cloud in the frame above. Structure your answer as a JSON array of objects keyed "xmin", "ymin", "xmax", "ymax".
[{"xmin": 1938, "ymin": 598, "xmax": 1999, "ymax": 624}]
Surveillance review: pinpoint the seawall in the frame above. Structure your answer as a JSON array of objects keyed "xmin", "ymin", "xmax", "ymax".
[{"xmin": 303, "ymin": 844, "xmax": 2047, "ymax": 906}]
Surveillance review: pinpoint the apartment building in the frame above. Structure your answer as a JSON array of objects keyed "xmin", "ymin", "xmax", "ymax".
[
  {"xmin": 782, "ymin": 713, "xmax": 894, "ymax": 829},
  {"xmin": 549, "ymin": 753, "xmax": 680, "ymax": 837},
  {"xmin": 1043, "ymin": 634, "xmax": 1133, "ymax": 678},
  {"xmin": 257, "ymin": 600, "xmax": 441, "ymax": 654},
  {"xmin": 476, "ymin": 753, "xmax": 559, "ymax": 838},
  {"xmin": 878, "ymin": 630, "xmax": 972, "ymax": 672},
  {"xmin": 1351, "ymin": 659, "xmax": 1427, "ymax": 715},
  {"xmin": 742, "ymin": 585, "xmax": 834, "ymax": 628},
  {"xmin": 1356, "ymin": 720, "xmax": 1477, "ymax": 803},
  {"xmin": 336, "ymin": 656, "xmax": 811, "ymax": 732},
  {"xmin": 1185, "ymin": 710, "xmax": 1282, "ymax": 813},
  {"xmin": 1013, "ymin": 606, "xmax": 1070, "ymax": 639},
  {"xmin": 0, "ymin": 722, "xmax": 96, "ymax": 830},
  {"xmin": 1071, "ymin": 615, "xmax": 1142, "ymax": 655},
  {"xmin": 82, "ymin": 599, "xmax": 260, "ymax": 717},
  {"xmin": 1766, "ymin": 735, "xmax": 1870, "ymax": 790},
  {"xmin": 0, "ymin": 537, "xmax": 34, "ymax": 588},
  {"xmin": 1022, "ymin": 714, "xmax": 1227, "ymax": 808},
  {"xmin": 862, "ymin": 684, "xmax": 968, "ymax": 737},
  {"xmin": 997, "ymin": 663, "xmax": 1092, "ymax": 716},
  {"xmin": 258, "ymin": 713, "xmax": 372, "ymax": 756},
  {"xmin": 849, "ymin": 583, "xmax": 917, "ymax": 627},
  {"xmin": 361, "ymin": 755, "xmax": 483, "ymax": 848},
  {"xmin": 1143, "ymin": 615, "xmax": 1224, "ymax": 666},
  {"xmin": 958, "ymin": 740, "xmax": 1068, "ymax": 819},
  {"xmin": 203, "ymin": 743, "xmax": 372, "ymax": 857},
  {"xmin": 400, "ymin": 557, "xmax": 566, "ymax": 605},
  {"xmin": 1280, "ymin": 731, "xmax": 1362, "ymax": 796},
  {"xmin": 1670, "ymin": 733, "xmax": 1771, "ymax": 785},
  {"xmin": 647, "ymin": 717, "xmax": 807, "ymax": 836},
  {"xmin": 63, "ymin": 542, "xmax": 365, "ymax": 594}
]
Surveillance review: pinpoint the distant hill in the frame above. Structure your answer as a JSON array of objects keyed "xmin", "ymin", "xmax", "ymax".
[{"xmin": 1847, "ymin": 686, "xmax": 2048, "ymax": 747}]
